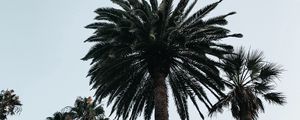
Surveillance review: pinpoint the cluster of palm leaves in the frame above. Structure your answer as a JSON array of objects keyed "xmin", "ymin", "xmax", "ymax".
[
  {"xmin": 209, "ymin": 48, "xmax": 286, "ymax": 120},
  {"xmin": 47, "ymin": 97, "xmax": 109, "ymax": 120},
  {"xmin": 82, "ymin": 0, "xmax": 285, "ymax": 120},
  {"xmin": 0, "ymin": 89, "xmax": 22, "ymax": 120}
]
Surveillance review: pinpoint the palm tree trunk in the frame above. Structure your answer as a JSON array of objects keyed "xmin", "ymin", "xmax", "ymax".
[
  {"xmin": 153, "ymin": 71, "xmax": 168, "ymax": 120},
  {"xmin": 240, "ymin": 110, "xmax": 252, "ymax": 120}
]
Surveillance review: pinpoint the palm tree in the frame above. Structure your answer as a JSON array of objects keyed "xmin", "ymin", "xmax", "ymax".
[
  {"xmin": 46, "ymin": 112, "xmax": 73, "ymax": 120},
  {"xmin": 209, "ymin": 48, "xmax": 286, "ymax": 120},
  {"xmin": 0, "ymin": 89, "xmax": 22, "ymax": 120},
  {"xmin": 82, "ymin": 0, "xmax": 242, "ymax": 120},
  {"xmin": 68, "ymin": 97, "xmax": 108, "ymax": 120},
  {"xmin": 47, "ymin": 97, "xmax": 108, "ymax": 120}
]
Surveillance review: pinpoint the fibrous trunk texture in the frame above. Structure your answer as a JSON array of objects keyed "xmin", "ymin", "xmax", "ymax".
[{"xmin": 153, "ymin": 71, "xmax": 168, "ymax": 120}]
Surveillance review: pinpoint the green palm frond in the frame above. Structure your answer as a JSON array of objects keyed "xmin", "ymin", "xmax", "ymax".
[
  {"xmin": 168, "ymin": 0, "xmax": 190, "ymax": 27},
  {"xmin": 182, "ymin": 0, "xmax": 223, "ymax": 27},
  {"xmin": 182, "ymin": 0, "xmax": 198, "ymax": 21},
  {"xmin": 259, "ymin": 63, "xmax": 282, "ymax": 81},
  {"xmin": 204, "ymin": 12, "xmax": 236, "ymax": 26},
  {"xmin": 149, "ymin": 0, "xmax": 158, "ymax": 11},
  {"xmin": 111, "ymin": 0, "xmax": 131, "ymax": 11},
  {"xmin": 253, "ymin": 81, "xmax": 275, "ymax": 93},
  {"xmin": 209, "ymin": 94, "xmax": 231, "ymax": 115},
  {"xmin": 263, "ymin": 92, "xmax": 286, "ymax": 105}
]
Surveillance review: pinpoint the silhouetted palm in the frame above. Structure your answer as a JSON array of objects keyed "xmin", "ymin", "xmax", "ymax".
[
  {"xmin": 47, "ymin": 97, "xmax": 108, "ymax": 120},
  {"xmin": 46, "ymin": 112, "xmax": 73, "ymax": 120},
  {"xmin": 209, "ymin": 48, "xmax": 286, "ymax": 120},
  {"xmin": 68, "ymin": 97, "xmax": 108, "ymax": 120},
  {"xmin": 83, "ymin": 0, "xmax": 241, "ymax": 120},
  {"xmin": 0, "ymin": 89, "xmax": 22, "ymax": 120}
]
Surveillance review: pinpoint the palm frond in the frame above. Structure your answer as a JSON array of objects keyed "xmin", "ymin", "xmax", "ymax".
[
  {"xmin": 149, "ymin": 0, "xmax": 158, "ymax": 11},
  {"xmin": 111, "ymin": 0, "xmax": 131, "ymax": 11},
  {"xmin": 182, "ymin": 0, "xmax": 222, "ymax": 26},
  {"xmin": 204, "ymin": 12, "xmax": 236, "ymax": 26},
  {"xmin": 263, "ymin": 92, "xmax": 286, "ymax": 105},
  {"xmin": 182, "ymin": 0, "xmax": 198, "ymax": 21},
  {"xmin": 209, "ymin": 95, "xmax": 231, "ymax": 116},
  {"xmin": 259, "ymin": 63, "xmax": 283, "ymax": 81},
  {"xmin": 168, "ymin": 0, "xmax": 190, "ymax": 27}
]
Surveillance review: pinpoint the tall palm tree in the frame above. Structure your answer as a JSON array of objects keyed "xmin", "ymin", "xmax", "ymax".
[
  {"xmin": 82, "ymin": 0, "xmax": 242, "ymax": 120},
  {"xmin": 47, "ymin": 97, "xmax": 108, "ymax": 120},
  {"xmin": 209, "ymin": 48, "xmax": 286, "ymax": 120},
  {"xmin": 0, "ymin": 89, "xmax": 22, "ymax": 120}
]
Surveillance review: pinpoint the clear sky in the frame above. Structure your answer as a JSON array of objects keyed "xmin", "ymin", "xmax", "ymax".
[{"xmin": 0, "ymin": 0, "xmax": 299, "ymax": 120}]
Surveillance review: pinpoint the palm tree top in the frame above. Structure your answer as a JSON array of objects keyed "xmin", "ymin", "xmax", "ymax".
[
  {"xmin": 222, "ymin": 48, "xmax": 283, "ymax": 88},
  {"xmin": 47, "ymin": 96, "xmax": 108, "ymax": 120},
  {"xmin": 83, "ymin": 0, "xmax": 242, "ymax": 120},
  {"xmin": 0, "ymin": 89, "xmax": 22, "ymax": 120},
  {"xmin": 209, "ymin": 48, "xmax": 286, "ymax": 120}
]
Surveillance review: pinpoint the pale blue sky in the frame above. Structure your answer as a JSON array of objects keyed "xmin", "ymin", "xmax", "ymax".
[{"xmin": 0, "ymin": 0, "xmax": 299, "ymax": 120}]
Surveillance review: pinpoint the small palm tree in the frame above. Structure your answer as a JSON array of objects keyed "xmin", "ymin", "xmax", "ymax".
[
  {"xmin": 46, "ymin": 112, "xmax": 73, "ymax": 120},
  {"xmin": 68, "ymin": 97, "xmax": 108, "ymax": 120},
  {"xmin": 83, "ymin": 0, "xmax": 242, "ymax": 120},
  {"xmin": 47, "ymin": 96, "xmax": 108, "ymax": 120},
  {"xmin": 209, "ymin": 48, "xmax": 286, "ymax": 120},
  {"xmin": 0, "ymin": 89, "xmax": 22, "ymax": 120}
]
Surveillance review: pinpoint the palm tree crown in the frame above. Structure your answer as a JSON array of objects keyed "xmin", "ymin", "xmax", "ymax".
[
  {"xmin": 0, "ymin": 89, "xmax": 22, "ymax": 120},
  {"xmin": 68, "ymin": 97, "xmax": 108, "ymax": 120},
  {"xmin": 209, "ymin": 48, "xmax": 286, "ymax": 120},
  {"xmin": 83, "ymin": 0, "xmax": 242, "ymax": 119},
  {"xmin": 46, "ymin": 112, "xmax": 73, "ymax": 120},
  {"xmin": 47, "ymin": 97, "xmax": 108, "ymax": 120}
]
